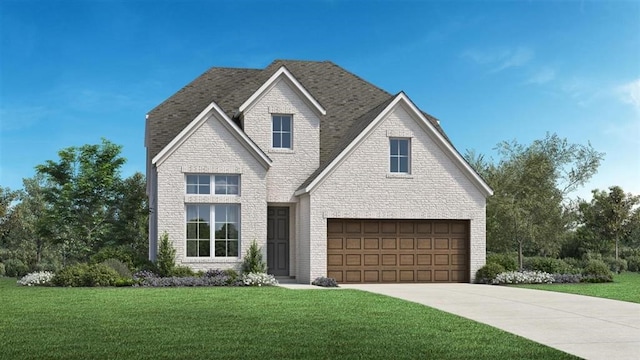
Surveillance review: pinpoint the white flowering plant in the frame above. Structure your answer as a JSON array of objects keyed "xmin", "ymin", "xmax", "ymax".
[
  {"xmin": 493, "ymin": 271, "xmax": 554, "ymax": 285},
  {"xmin": 241, "ymin": 272, "xmax": 278, "ymax": 287},
  {"xmin": 17, "ymin": 271, "xmax": 55, "ymax": 286}
]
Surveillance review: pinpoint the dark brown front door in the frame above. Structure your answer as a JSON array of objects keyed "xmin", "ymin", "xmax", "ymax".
[{"xmin": 267, "ymin": 207, "xmax": 289, "ymax": 276}]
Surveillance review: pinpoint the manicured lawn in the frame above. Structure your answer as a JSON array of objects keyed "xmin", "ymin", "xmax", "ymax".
[
  {"xmin": 519, "ymin": 272, "xmax": 640, "ymax": 304},
  {"xmin": 0, "ymin": 278, "xmax": 576, "ymax": 359}
]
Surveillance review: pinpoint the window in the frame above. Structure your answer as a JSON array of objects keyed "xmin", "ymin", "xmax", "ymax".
[
  {"xmin": 186, "ymin": 204, "xmax": 239, "ymax": 257},
  {"xmin": 186, "ymin": 175, "xmax": 239, "ymax": 195},
  {"xmin": 272, "ymin": 114, "xmax": 292, "ymax": 149},
  {"xmin": 390, "ymin": 138, "xmax": 410, "ymax": 173},
  {"xmin": 186, "ymin": 175, "xmax": 210, "ymax": 194}
]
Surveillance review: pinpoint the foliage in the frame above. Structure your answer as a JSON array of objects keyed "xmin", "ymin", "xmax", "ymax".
[
  {"xmin": 0, "ymin": 278, "xmax": 577, "ymax": 360},
  {"xmin": 170, "ymin": 265, "xmax": 195, "ymax": 278},
  {"xmin": 626, "ymin": 256, "xmax": 640, "ymax": 273},
  {"xmin": 35, "ymin": 139, "xmax": 127, "ymax": 263},
  {"xmin": 108, "ymin": 172, "xmax": 149, "ymax": 263},
  {"xmin": 241, "ymin": 240, "xmax": 267, "ymax": 274},
  {"xmin": 156, "ymin": 232, "xmax": 176, "ymax": 277},
  {"xmin": 475, "ymin": 263, "xmax": 505, "ymax": 284},
  {"xmin": 603, "ymin": 257, "xmax": 627, "ymax": 274},
  {"xmin": 312, "ymin": 277, "xmax": 339, "ymax": 287},
  {"xmin": 90, "ymin": 246, "xmax": 134, "ymax": 270},
  {"xmin": 486, "ymin": 253, "xmax": 518, "ymax": 271},
  {"xmin": 0, "ymin": 262, "xmax": 4, "ymax": 276},
  {"xmin": 581, "ymin": 259, "xmax": 613, "ymax": 283},
  {"xmin": 100, "ymin": 258, "xmax": 132, "ymax": 279},
  {"xmin": 52, "ymin": 263, "xmax": 120, "ymax": 287},
  {"xmin": 552, "ymin": 273, "xmax": 583, "ymax": 283},
  {"xmin": 17, "ymin": 271, "xmax": 55, "ymax": 286},
  {"xmin": 132, "ymin": 268, "xmax": 244, "ymax": 287},
  {"xmin": 576, "ymin": 186, "xmax": 640, "ymax": 260},
  {"xmin": 466, "ymin": 133, "xmax": 603, "ymax": 261},
  {"xmin": 523, "ymin": 257, "xmax": 577, "ymax": 274},
  {"xmin": 4, "ymin": 258, "xmax": 29, "ymax": 278},
  {"xmin": 493, "ymin": 271, "xmax": 554, "ymax": 285},
  {"xmin": 242, "ymin": 272, "xmax": 278, "ymax": 286}
]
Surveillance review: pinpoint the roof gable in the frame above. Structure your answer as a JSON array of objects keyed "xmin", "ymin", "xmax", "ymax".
[
  {"xmin": 239, "ymin": 66, "xmax": 326, "ymax": 116},
  {"xmin": 152, "ymin": 101, "xmax": 271, "ymax": 169},
  {"xmin": 295, "ymin": 92, "xmax": 493, "ymax": 197}
]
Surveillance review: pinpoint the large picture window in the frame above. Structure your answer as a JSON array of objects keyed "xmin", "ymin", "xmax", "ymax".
[
  {"xmin": 186, "ymin": 174, "xmax": 239, "ymax": 195},
  {"xmin": 390, "ymin": 138, "xmax": 410, "ymax": 173},
  {"xmin": 272, "ymin": 114, "xmax": 292, "ymax": 149},
  {"xmin": 186, "ymin": 204, "xmax": 239, "ymax": 257}
]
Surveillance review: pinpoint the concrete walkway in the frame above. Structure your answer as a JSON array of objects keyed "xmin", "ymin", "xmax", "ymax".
[{"xmin": 339, "ymin": 284, "xmax": 640, "ymax": 360}]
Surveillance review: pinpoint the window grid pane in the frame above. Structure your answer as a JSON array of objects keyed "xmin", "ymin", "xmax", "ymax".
[
  {"xmin": 272, "ymin": 115, "xmax": 292, "ymax": 149},
  {"xmin": 390, "ymin": 138, "xmax": 410, "ymax": 173},
  {"xmin": 186, "ymin": 204, "xmax": 211, "ymax": 257},
  {"xmin": 186, "ymin": 174, "xmax": 211, "ymax": 194},
  {"xmin": 214, "ymin": 175, "xmax": 240, "ymax": 195}
]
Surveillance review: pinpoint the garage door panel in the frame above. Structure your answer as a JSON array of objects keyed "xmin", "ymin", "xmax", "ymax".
[{"xmin": 326, "ymin": 219, "xmax": 469, "ymax": 283}]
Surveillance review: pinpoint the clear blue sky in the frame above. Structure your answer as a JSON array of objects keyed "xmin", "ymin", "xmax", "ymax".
[{"xmin": 1, "ymin": 0, "xmax": 639, "ymax": 200}]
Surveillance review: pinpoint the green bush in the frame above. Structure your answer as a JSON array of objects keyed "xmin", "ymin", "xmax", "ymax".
[
  {"xmin": 101, "ymin": 258, "xmax": 133, "ymax": 279},
  {"xmin": 0, "ymin": 262, "xmax": 5, "ymax": 276},
  {"xmin": 581, "ymin": 259, "xmax": 613, "ymax": 283},
  {"xmin": 523, "ymin": 257, "xmax": 576, "ymax": 274},
  {"xmin": 603, "ymin": 257, "xmax": 627, "ymax": 274},
  {"xmin": 156, "ymin": 232, "xmax": 176, "ymax": 277},
  {"xmin": 53, "ymin": 263, "xmax": 120, "ymax": 287},
  {"xmin": 241, "ymin": 240, "xmax": 267, "ymax": 274},
  {"xmin": 487, "ymin": 253, "xmax": 518, "ymax": 271},
  {"xmin": 224, "ymin": 269, "xmax": 239, "ymax": 282},
  {"xmin": 91, "ymin": 246, "xmax": 134, "ymax": 270},
  {"xmin": 5, "ymin": 258, "xmax": 29, "ymax": 278},
  {"xmin": 114, "ymin": 278, "xmax": 136, "ymax": 287},
  {"xmin": 561, "ymin": 257, "xmax": 583, "ymax": 272},
  {"xmin": 475, "ymin": 263, "xmax": 505, "ymax": 284},
  {"xmin": 170, "ymin": 266, "xmax": 195, "ymax": 277},
  {"xmin": 626, "ymin": 256, "xmax": 640, "ymax": 272}
]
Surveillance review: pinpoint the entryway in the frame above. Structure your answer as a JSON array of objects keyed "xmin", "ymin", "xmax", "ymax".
[{"xmin": 267, "ymin": 207, "xmax": 289, "ymax": 276}]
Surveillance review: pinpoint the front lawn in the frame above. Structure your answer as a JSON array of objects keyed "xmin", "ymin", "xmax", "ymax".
[
  {"xmin": 0, "ymin": 277, "xmax": 576, "ymax": 359},
  {"xmin": 519, "ymin": 272, "xmax": 640, "ymax": 303}
]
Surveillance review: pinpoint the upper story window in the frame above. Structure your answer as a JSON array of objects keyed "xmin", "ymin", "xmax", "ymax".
[
  {"xmin": 272, "ymin": 114, "xmax": 292, "ymax": 149},
  {"xmin": 390, "ymin": 138, "xmax": 410, "ymax": 174},
  {"xmin": 186, "ymin": 174, "xmax": 240, "ymax": 195}
]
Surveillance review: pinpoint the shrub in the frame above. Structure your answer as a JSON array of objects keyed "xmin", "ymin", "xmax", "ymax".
[
  {"xmin": 17, "ymin": 271, "xmax": 55, "ymax": 286},
  {"xmin": 53, "ymin": 263, "xmax": 120, "ymax": 287},
  {"xmin": 552, "ymin": 273, "xmax": 583, "ymax": 283},
  {"xmin": 156, "ymin": 232, "xmax": 176, "ymax": 277},
  {"xmin": 487, "ymin": 253, "xmax": 518, "ymax": 271},
  {"xmin": 581, "ymin": 259, "xmax": 613, "ymax": 283},
  {"xmin": 114, "ymin": 278, "xmax": 136, "ymax": 287},
  {"xmin": 242, "ymin": 272, "xmax": 278, "ymax": 286},
  {"xmin": 100, "ymin": 258, "xmax": 133, "ymax": 279},
  {"xmin": 241, "ymin": 240, "xmax": 267, "ymax": 274},
  {"xmin": 170, "ymin": 266, "xmax": 195, "ymax": 277},
  {"xmin": 561, "ymin": 257, "xmax": 583, "ymax": 272},
  {"xmin": 0, "ymin": 262, "xmax": 5, "ymax": 276},
  {"xmin": 475, "ymin": 263, "xmax": 505, "ymax": 284},
  {"xmin": 494, "ymin": 271, "xmax": 554, "ymax": 285},
  {"xmin": 523, "ymin": 257, "xmax": 576, "ymax": 274},
  {"xmin": 90, "ymin": 246, "xmax": 134, "ymax": 270},
  {"xmin": 4, "ymin": 258, "xmax": 29, "ymax": 278},
  {"xmin": 626, "ymin": 256, "xmax": 640, "ymax": 272},
  {"xmin": 312, "ymin": 277, "xmax": 339, "ymax": 287},
  {"xmin": 603, "ymin": 257, "xmax": 627, "ymax": 274}
]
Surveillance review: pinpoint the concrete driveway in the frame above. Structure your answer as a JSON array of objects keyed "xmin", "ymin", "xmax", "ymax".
[{"xmin": 340, "ymin": 284, "xmax": 640, "ymax": 360}]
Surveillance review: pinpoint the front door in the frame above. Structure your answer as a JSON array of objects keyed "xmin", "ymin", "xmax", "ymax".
[{"xmin": 267, "ymin": 207, "xmax": 289, "ymax": 276}]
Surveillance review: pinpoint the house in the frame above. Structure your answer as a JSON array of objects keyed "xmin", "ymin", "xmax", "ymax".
[{"xmin": 145, "ymin": 60, "xmax": 493, "ymax": 284}]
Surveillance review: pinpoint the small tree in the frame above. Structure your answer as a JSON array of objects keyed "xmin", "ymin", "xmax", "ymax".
[
  {"xmin": 156, "ymin": 232, "xmax": 176, "ymax": 276},
  {"xmin": 241, "ymin": 240, "xmax": 267, "ymax": 274}
]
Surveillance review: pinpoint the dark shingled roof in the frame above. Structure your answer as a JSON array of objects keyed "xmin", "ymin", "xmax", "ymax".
[{"xmin": 146, "ymin": 60, "xmax": 447, "ymax": 179}]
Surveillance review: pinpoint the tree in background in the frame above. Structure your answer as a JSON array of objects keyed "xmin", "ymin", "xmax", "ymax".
[
  {"xmin": 109, "ymin": 172, "xmax": 149, "ymax": 264},
  {"xmin": 576, "ymin": 186, "xmax": 639, "ymax": 260},
  {"xmin": 466, "ymin": 133, "xmax": 604, "ymax": 267},
  {"xmin": 35, "ymin": 139, "xmax": 126, "ymax": 263}
]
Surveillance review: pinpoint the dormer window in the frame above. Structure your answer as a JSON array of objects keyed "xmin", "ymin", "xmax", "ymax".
[{"xmin": 272, "ymin": 114, "xmax": 292, "ymax": 149}]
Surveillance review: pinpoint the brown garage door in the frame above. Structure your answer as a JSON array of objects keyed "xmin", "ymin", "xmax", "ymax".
[{"xmin": 327, "ymin": 219, "xmax": 469, "ymax": 283}]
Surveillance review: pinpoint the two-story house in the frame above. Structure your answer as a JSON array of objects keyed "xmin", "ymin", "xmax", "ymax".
[{"xmin": 145, "ymin": 60, "xmax": 492, "ymax": 284}]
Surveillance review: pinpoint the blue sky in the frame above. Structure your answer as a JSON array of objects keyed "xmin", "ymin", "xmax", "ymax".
[{"xmin": 1, "ymin": 0, "xmax": 639, "ymax": 200}]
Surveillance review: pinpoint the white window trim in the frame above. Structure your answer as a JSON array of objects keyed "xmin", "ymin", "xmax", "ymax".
[
  {"xmin": 185, "ymin": 203, "xmax": 241, "ymax": 259},
  {"xmin": 185, "ymin": 174, "xmax": 241, "ymax": 196},
  {"xmin": 272, "ymin": 114, "xmax": 293, "ymax": 150},
  {"xmin": 389, "ymin": 137, "xmax": 411, "ymax": 174}
]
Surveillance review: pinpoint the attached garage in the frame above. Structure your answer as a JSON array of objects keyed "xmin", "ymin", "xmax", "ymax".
[{"xmin": 327, "ymin": 219, "xmax": 469, "ymax": 283}]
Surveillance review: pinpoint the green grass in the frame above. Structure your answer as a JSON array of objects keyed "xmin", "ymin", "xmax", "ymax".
[
  {"xmin": 519, "ymin": 272, "xmax": 640, "ymax": 303},
  {"xmin": 0, "ymin": 277, "xmax": 576, "ymax": 360}
]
